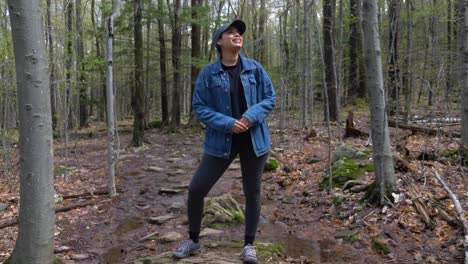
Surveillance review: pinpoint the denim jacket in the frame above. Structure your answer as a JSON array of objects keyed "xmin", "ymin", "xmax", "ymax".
[{"xmin": 193, "ymin": 55, "xmax": 276, "ymax": 158}]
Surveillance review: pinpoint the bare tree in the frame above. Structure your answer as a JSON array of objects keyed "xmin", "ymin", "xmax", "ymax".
[
  {"xmin": 132, "ymin": 0, "xmax": 145, "ymax": 146},
  {"xmin": 462, "ymin": 0, "xmax": 468, "ymax": 158},
  {"xmin": 7, "ymin": 0, "xmax": 55, "ymax": 262},
  {"xmin": 361, "ymin": 0, "xmax": 397, "ymax": 205},
  {"xmin": 323, "ymin": 0, "xmax": 338, "ymax": 121},
  {"xmin": 105, "ymin": 0, "xmax": 121, "ymax": 197}
]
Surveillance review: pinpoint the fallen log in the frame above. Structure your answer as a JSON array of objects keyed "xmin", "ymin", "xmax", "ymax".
[
  {"xmin": 388, "ymin": 120, "xmax": 461, "ymax": 138},
  {"xmin": 62, "ymin": 188, "xmax": 109, "ymax": 200},
  {"xmin": 401, "ymin": 174, "xmax": 434, "ymax": 229},
  {"xmin": 432, "ymin": 168, "xmax": 468, "ymax": 264},
  {"xmin": 0, "ymin": 198, "xmax": 111, "ymax": 229}
]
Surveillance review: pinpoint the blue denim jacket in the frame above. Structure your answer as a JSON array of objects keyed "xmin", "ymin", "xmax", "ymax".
[{"xmin": 193, "ymin": 55, "xmax": 276, "ymax": 158}]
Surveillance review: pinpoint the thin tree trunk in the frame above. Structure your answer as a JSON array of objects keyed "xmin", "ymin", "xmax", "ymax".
[
  {"xmin": 189, "ymin": 0, "xmax": 201, "ymax": 126},
  {"xmin": 446, "ymin": 0, "xmax": 453, "ymax": 114},
  {"xmin": 462, "ymin": 0, "xmax": 468, "ymax": 156},
  {"xmin": 76, "ymin": 0, "xmax": 88, "ymax": 128},
  {"xmin": 105, "ymin": 0, "xmax": 121, "ymax": 197},
  {"xmin": 403, "ymin": 0, "xmax": 413, "ymax": 124},
  {"xmin": 170, "ymin": 0, "xmax": 182, "ymax": 128},
  {"xmin": 301, "ymin": 0, "xmax": 308, "ymax": 129},
  {"xmin": 7, "ymin": 0, "xmax": 55, "ymax": 262},
  {"xmin": 132, "ymin": 0, "xmax": 145, "ymax": 146},
  {"xmin": 258, "ymin": 0, "xmax": 266, "ymax": 65},
  {"xmin": 157, "ymin": 0, "xmax": 169, "ymax": 123},
  {"xmin": 361, "ymin": 0, "xmax": 397, "ymax": 206},
  {"xmin": 387, "ymin": 0, "xmax": 401, "ymax": 115},
  {"xmin": 323, "ymin": 0, "xmax": 338, "ymax": 122},
  {"xmin": 145, "ymin": 19, "xmax": 151, "ymax": 122},
  {"xmin": 46, "ymin": 0, "xmax": 57, "ymax": 132},
  {"xmin": 348, "ymin": 0, "xmax": 366, "ymax": 101}
]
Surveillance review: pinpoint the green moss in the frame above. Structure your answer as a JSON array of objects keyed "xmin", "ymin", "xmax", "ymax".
[
  {"xmin": 371, "ymin": 237, "xmax": 390, "ymax": 254},
  {"xmin": 441, "ymin": 148, "xmax": 459, "ymax": 159},
  {"xmin": 319, "ymin": 158, "xmax": 374, "ymax": 189},
  {"xmin": 264, "ymin": 157, "xmax": 279, "ymax": 172},
  {"xmin": 331, "ymin": 195, "xmax": 346, "ymax": 207},
  {"xmin": 256, "ymin": 242, "xmax": 284, "ymax": 257},
  {"xmin": 147, "ymin": 120, "xmax": 164, "ymax": 129},
  {"xmin": 344, "ymin": 234, "xmax": 360, "ymax": 243},
  {"xmin": 223, "ymin": 241, "xmax": 284, "ymax": 257}
]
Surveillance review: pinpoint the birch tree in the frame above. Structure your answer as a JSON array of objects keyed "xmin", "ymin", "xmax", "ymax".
[
  {"xmin": 7, "ymin": 0, "xmax": 55, "ymax": 262},
  {"xmin": 105, "ymin": 0, "xmax": 121, "ymax": 197},
  {"xmin": 361, "ymin": 0, "xmax": 397, "ymax": 205}
]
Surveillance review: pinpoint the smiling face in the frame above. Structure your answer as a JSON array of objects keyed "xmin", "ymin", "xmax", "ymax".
[{"xmin": 217, "ymin": 26, "xmax": 243, "ymax": 53}]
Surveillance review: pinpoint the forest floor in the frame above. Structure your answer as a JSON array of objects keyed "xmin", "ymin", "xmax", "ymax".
[{"xmin": 0, "ymin": 112, "xmax": 466, "ymax": 264}]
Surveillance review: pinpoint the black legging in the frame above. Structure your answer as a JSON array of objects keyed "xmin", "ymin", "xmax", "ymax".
[{"xmin": 187, "ymin": 134, "xmax": 268, "ymax": 244}]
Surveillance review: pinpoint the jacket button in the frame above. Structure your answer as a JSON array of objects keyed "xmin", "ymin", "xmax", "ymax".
[
  {"xmin": 226, "ymin": 138, "xmax": 230, "ymax": 142},
  {"xmin": 226, "ymin": 106, "xmax": 230, "ymax": 109},
  {"xmin": 224, "ymin": 153, "xmax": 228, "ymax": 156},
  {"xmin": 225, "ymin": 89, "xmax": 228, "ymax": 92}
]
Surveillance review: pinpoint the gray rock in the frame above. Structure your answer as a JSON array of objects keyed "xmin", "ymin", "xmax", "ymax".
[
  {"xmin": 168, "ymin": 201, "xmax": 185, "ymax": 212},
  {"xmin": 332, "ymin": 144, "xmax": 369, "ymax": 162},
  {"xmin": 157, "ymin": 231, "xmax": 183, "ymax": 243},
  {"xmin": 71, "ymin": 253, "xmax": 90, "ymax": 260},
  {"xmin": 200, "ymin": 228, "xmax": 224, "ymax": 237},
  {"xmin": 334, "ymin": 227, "xmax": 361, "ymax": 239},
  {"xmin": 146, "ymin": 166, "xmax": 165, "ymax": 172},
  {"xmin": 0, "ymin": 203, "xmax": 8, "ymax": 213},
  {"xmin": 148, "ymin": 214, "xmax": 176, "ymax": 225}
]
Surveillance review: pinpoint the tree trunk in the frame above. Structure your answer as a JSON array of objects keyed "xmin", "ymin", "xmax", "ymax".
[
  {"xmin": 157, "ymin": 0, "xmax": 169, "ymax": 123},
  {"xmin": 170, "ymin": 0, "xmax": 182, "ymax": 128},
  {"xmin": 402, "ymin": 0, "xmax": 413, "ymax": 124},
  {"xmin": 189, "ymin": 0, "xmax": 201, "ymax": 126},
  {"xmin": 7, "ymin": 0, "xmax": 55, "ymax": 262},
  {"xmin": 258, "ymin": 0, "xmax": 266, "ymax": 65},
  {"xmin": 323, "ymin": 0, "xmax": 338, "ymax": 122},
  {"xmin": 348, "ymin": 0, "xmax": 366, "ymax": 101},
  {"xmin": 76, "ymin": 0, "xmax": 88, "ymax": 128},
  {"xmin": 46, "ymin": 0, "xmax": 57, "ymax": 132},
  {"xmin": 462, "ymin": 0, "xmax": 468, "ymax": 155},
  {"xmin": 105, "ymin": 0, "xmax": 121, "ymax": 198},
  {"xmin": 361, "ymin": 0, "xmax": 396, "ymax": 206},
  {"xmin": 132, "ymin": 0, "xmax": 145, "ymax": 146},
  {"xmin": 65, "ymin": 0, "xmax": 73, "ymax": 130},
  {"xmin": 387, "ymin": 0, "xmax": 401, "ymax": 115}
]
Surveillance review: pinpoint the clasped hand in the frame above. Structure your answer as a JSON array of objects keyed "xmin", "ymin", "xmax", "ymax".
[{"xmin": 232, "ymin": 116, "xmax": 251, "ymax": 134}]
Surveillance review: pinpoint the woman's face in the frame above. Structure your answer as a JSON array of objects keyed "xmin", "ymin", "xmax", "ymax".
[{"xmin": 217, "ymin": 26, "xmax": 243, "ymax": 52}]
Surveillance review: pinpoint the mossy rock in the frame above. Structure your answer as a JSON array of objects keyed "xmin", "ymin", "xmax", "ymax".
[
  {"xmin": 202, "ymin": 194, "xmax": 245, "ymax": 228},
  {"xmin": 331, "ymin": 144, "xmax": 371, "ymax": 163},
  {"xmin": 371, "ymin": 237, "xmax": 390, "ymax": 255},
  {"xmin": 264, "ymin": 157, "xmax": 279, "ymax": 172},
  {"xmin": 319, "ymin": 157, "xmax": 374, "ymax": 190}
]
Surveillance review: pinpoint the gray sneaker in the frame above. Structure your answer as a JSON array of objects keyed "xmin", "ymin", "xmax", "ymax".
[
  {"xmin": 172, "ymin": 239, "xmax": 201, "ymax": 259},
  {"xmin": 240, "ymin": 244, "xmax": 257, "ymax": 264}
]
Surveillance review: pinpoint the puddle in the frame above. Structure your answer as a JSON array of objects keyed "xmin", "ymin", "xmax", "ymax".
[
  {"xmin": 259, "ymin": 223, "xmax": 324, "ymax": 262},
  {"xmin": 114, "ymin": 216, "xmax": 143, "ymax": 236}
]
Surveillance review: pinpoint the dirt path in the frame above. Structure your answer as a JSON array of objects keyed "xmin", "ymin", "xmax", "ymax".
[{"xmin": 0, "ymin": 126, "xmax": 465, "ymax": 263}]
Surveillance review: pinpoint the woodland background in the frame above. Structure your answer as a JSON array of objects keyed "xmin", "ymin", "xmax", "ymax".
[{"xmin": 0, "ymin": 0, "xmax": 467, "ymax": 263}]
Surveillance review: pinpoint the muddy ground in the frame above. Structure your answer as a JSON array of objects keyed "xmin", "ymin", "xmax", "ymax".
[{"xmin": 0, "ymin": 119, "xmax": 466, "ymax": 263}]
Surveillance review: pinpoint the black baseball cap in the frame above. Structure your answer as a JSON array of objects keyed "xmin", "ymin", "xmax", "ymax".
[{"xmin": 211, "ymin": 19, "xmax": 246, "ymax": 46}]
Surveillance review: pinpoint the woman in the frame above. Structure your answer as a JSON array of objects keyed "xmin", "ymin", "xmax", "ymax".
[{"xmin": 173, "ymin": 19, "xmax": 275, "ymax": 264}]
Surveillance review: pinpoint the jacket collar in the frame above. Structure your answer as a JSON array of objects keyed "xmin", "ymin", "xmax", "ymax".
[{"xmin": 212, "ymin": 54, "xmax": 256, "ymax": 74}]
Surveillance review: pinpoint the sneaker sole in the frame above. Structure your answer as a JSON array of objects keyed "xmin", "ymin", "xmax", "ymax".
[{"xmin": 241, "ymin": 257, "xmax": 257, "ymax": 264}]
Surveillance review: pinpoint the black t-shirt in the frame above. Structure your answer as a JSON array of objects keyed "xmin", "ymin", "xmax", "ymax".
[
  {"xmin": 222, "ymin": 61, "xmax": 247, "ymax": 120},
  {"xmin": 222, "ymin": 61, "xmax": 250, "ymax": 142}
]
